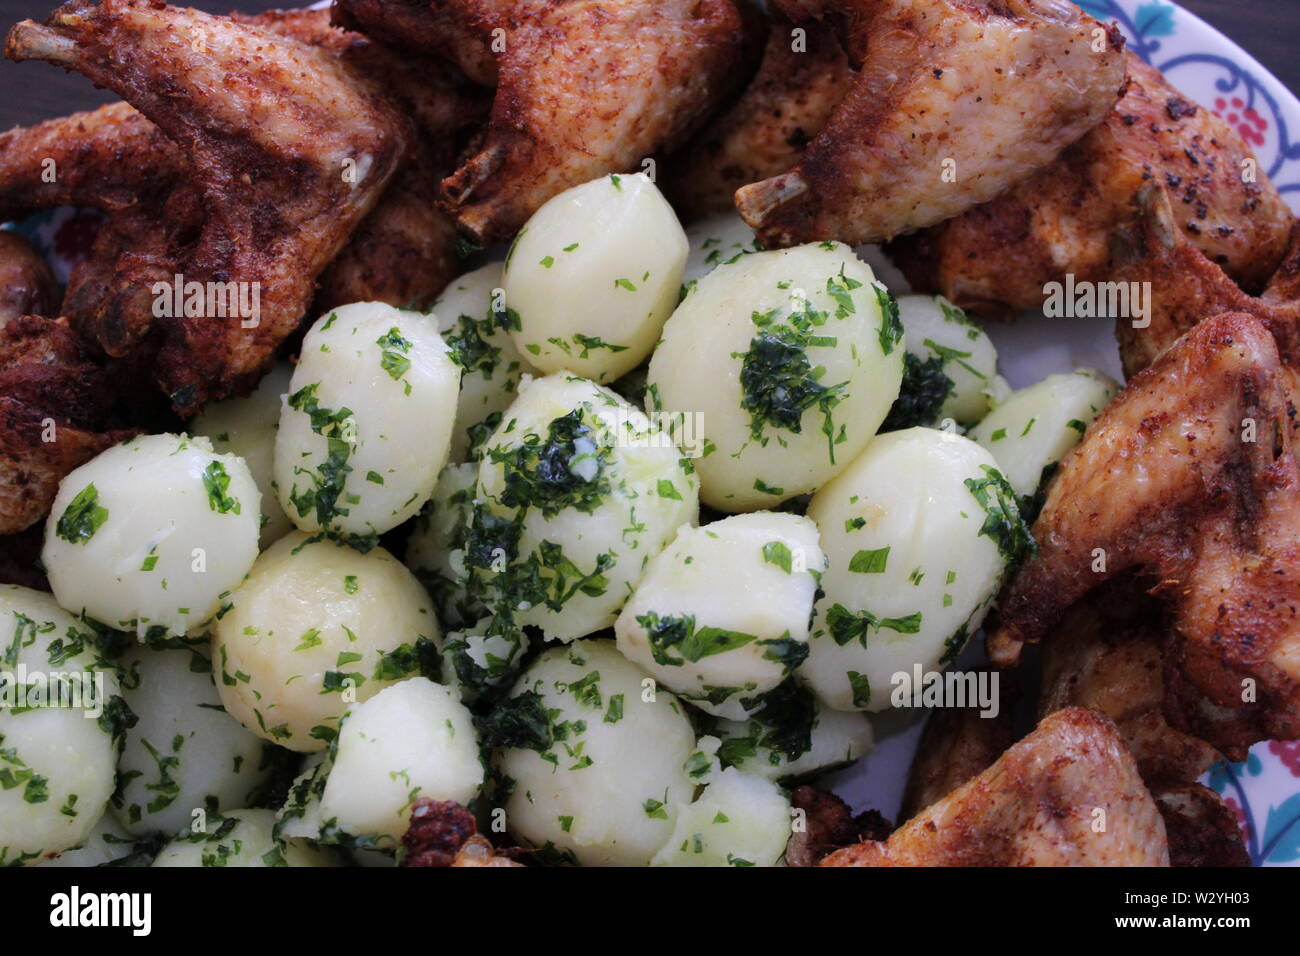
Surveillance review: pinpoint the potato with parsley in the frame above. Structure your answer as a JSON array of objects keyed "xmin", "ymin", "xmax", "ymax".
[
  {"xmin": 504, "ymin": 173, "xmax": 688, "ymax": 383},
  {"xmin": 0, "ymin": 585, "xmax": 124, "ymax": 865},
  {"xmin": 151, "ymin": 808, "xmax": 337, "ymax": 867},
  {"xmin": 311, "ymin": 678, "xmax": 482, "ymax": 845},
  {"xmin": 802, "ymin": 428, "xmax": 1031, "ymax": 712},
  {"xmin": 211, "ymin": 532, "xmax": 440, "ymax": 753},
  {"xmin": 433, "ymin": 263, "xmax": 537, "ymax": 462},
  {"xmin": 42, "ymin": 433, "xmax": 261, "ymax": 638},
  {"xmin": 112, "ymin": 638, "xmax": 277, "ymax": 837},
  {"xmin": 405, "ymin": 463, "xmax": 482, "ymax": 630},
  {"xmin": 489, "ymin": 641, "xmax": 696, "ymax": 866},
  {"xmin": 969, "ymin": 369, "xmax": 1118, "ymax": 501},
  {"xmin": 192, "ymin": 363, "xmax": 294, "ymax": 548},
  {"xmin": 647, "ymin": 242, "xmax": 904, "ymax": 512},
  {"xmin": 33, "ymin": 811, "xmax": 138, "ymax": 867},
  {"xmin": 615, "ymin": 512, "xmax": 823, "ymax": 719},
  {"xmin": 274, "ymin": 302, "xmax": 460, "ymax": 539},
  {"xmin": 884, "ymin": 295, "xmax": 1000, "ymax": 429},
  {"xmin": 470, "ymin": 373, "xmax": 698, "ymax": 642},
  {"xmin": 708, "ymin": 679, "xmax": 873, "ymax": 782},
  {"xmin": 682, "ymin": 211, "xmax": 761, "ymax": 287},
  {"xmin": 650, "ymin": 767, "xmax": 791, "ymax": 867}
]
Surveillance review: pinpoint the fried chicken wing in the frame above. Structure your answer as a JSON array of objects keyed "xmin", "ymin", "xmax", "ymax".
[
  {"xmin": 889, "ymin": 55, "xmax": 1293, "ymax": 315},
  {"xmin": 662, "ymin": 11, "xmax": 854, "ymax": 221},
  {"xmin": 821, "ymin": 708, "xmax": 1170, "ymax": 866},
  {"xmin": 401, "ymin": 798, "xmax": 521, "ymax": 867},
  {"xmin": 0, "ymin": 315, "xmax": 134, "ymax": 534},
  {"xmin": 0, "ymin": 232, "xmax": 58, "ymax": 328},
  {"xmin": 784, "ymin": 786, "xmax": 893, "ymax": 866},
  {"xmin": 733, "ymin": 0, "xmax": 1127, "ymax": 248},
  {"xmin": 991, "ymin": 312, "xmax": 1300, "ymax": 755},
  {"xmin": 7, "ymin": 0, "xmax": 409, "ymax": 412},
  {"xmin": 336, "ymin": 0, "xmax": 753, "ymax": 244},
  {"xmin": 1154, "ymin": 784, "xmax": 1250, "ymax": 868}
]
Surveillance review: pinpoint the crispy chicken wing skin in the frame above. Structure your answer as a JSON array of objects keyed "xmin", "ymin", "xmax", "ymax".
[
  {"xmin": 338, "ymin": 0, "xmax": 753, "ymax": 244},
  {"xmin": 0, "ymin": 315, "xmax": 134, "ymax": 534},
  {"xmin": 1040, "ymin": 579, "xmax": 1222, "ymax": 787},
  {"xmin": 401, "ymin": 798, "xmax": 521, "ymax": 867},
  {"xmin": 889, "ymin": 55, "xmax": 1293, "ymax": 315},
  {"xmin": 1155, "ymin": 784, "xmax": 1249, "ymax": 867},
  {"xmin": 333, "ymin": 0, "xmax": 501, "ymax": 84},
  {"xmin": 821, "ymin": 708, "xmax": 1170, "ymax": 866},
  {"xmin": 990, "ymin": 312, "xmax": 1300, "ymax": 754},
  {"xmin": 734, "ymin": 0, "xmax": 1127, "ymax": 248},
  {"xmin": 662, "ymin": 12, "xmax": 854, "ymax": 221},
  {"xmin": 7, "ymin": 0, "xmax": 409, "ymax": 412},
  {"xmin": 0, "ymin": 232, "xmax": 59, "ymax": 328}
]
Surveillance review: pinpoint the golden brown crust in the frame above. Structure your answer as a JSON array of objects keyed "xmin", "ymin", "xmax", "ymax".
[
  {"xmin": 400, "ymin": 798, "xmax": 521, "ymax": 867},
  {"xmin": 735, "ymin": 0, "xmax": 1127, "ymax": 248},
  {"xmin": 784, "ymin": 786, "xmax": 891, "ymax": 866},
  {"xmin": 821, "ymin": 708, "xmax": 1170, "ymax": 867},
  {"xmin": 889, "ymin": 55, "xmax": 1293, "ymax": 315},
  {"xmin": 0, "ymin": 232, "xmax": 58, "ymax": 328},
  {"xmin": 1155, "ymin": 784, "xmax": 1250, "ymax": 868}
]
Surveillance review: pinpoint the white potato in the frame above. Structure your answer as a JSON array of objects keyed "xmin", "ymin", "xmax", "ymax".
[
  {"xmin": 151, "ymin": 808, "xmax": 338, "ymax": 867},
  {"xmin": 211, "ymin": 531, "xmax": 440, "ymax": 752},
  {"xmin": 504, "ymin": 173, "xmax": 688, "ymax": 383},
  {"xmin": 472, "ymin": 373, "xmax": 698, "ymax": 642},
  {"xmin": 647, "ymin": 242, "xmax": 904, "ymax": 511},
  {"xmin": 433, "ymin": 263, "xmax": 537, "ymax": 462},
  {"xmin": 710, "ymin": 679, "xmax": 873, "ymax": 781},
  {"xmin": 650, "ymin": 767, "xmax": 791, "ymax": 867},
  {"xmin": 494, "ymin": 641, "xmax": 695, "ymax": 866},
  {"xmin": 274, "ymin": 752, "xmax": 329, "ymax": 842},
  {"xmin": 682, "ymin": 211, "xmax": 760, "ymax": 286},
  {"xmin": 441, "ymin": 616, "xmax": 531, "ymax": 704},
  {"xmin": 317, "ymin": 678, "xmax": 483, "ymax": 844},
  {"xmin": 192, "ymin": 363, "xmax": 294, "ymax": 547},
  {"xmin": 0, "ymin": 585, "xmax": 122, "ymax": 864},
  {"xmin": 894, "ymin": 294, "xmax": 999, "ymax": 425},
  {"xmin": 112, "ymin": 638, "xmax": 276, "ymax": 837},
  {"xmin": 405, "ymin": 463, "xmax": 482, "ymax": 630},
  {"xmin": 969, "ymin": 369, "xmax": 1118, "ymax": 499},
  {"xmin": 33, "ymin": 811, "xmax": 137, "ymax": 867},
  {"xmin": 615, "ymin": 512, "xmax": 823, "ymax": 719},
  {"xmin": 803, "ymin": 428, "xmax": 1029, "ymax": 711},
  {"xmin": 274, "ymin": 302, "xmax": 460, "ymax": 538},
  {"xmin": 42, "ymin": 434, "xmax": 260, "ymax": 638}
]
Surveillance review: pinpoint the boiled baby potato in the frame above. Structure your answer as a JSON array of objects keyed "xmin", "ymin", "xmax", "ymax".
[
  {"xmin": 433, "ymin": 263, "xmax": 537, "ymax": 462},
  {"xmin": 891, "ymin": 295, "xmax": 999, "ymax": 426},
  {"xmin": 112, "ymin": 638, "xmax": 276, "ymax": 837},
  {"xmin": 803, "ymin": 428, "xmax": 1030, "ymax": 711},
  {"xmin": 647, "ymin": 242, "xmax": 904, "ymax": 511},
  {"xmin": 682, "ymin": 211, "xmax": 761, "ymax": 286},
  {"xmin": 0, "ymin": 585, "xmax": 123, "ymax": 865},
  {"xmin": 317, "ymin": 677, "xmax": 483, "ymax": 844},
  {"xmin": 405, "ymin": 462, "xmax": 482, "ymax": 630},
  {"xmin": 42, "ymin": 433, "xmax": 261, "ymax": 638},
  {"xmin": 504, "ymin": 173, "xmax": 688, "ymax": 383},
  {"xmin": 969, "ymin": 369, "xmax": 1118, "ymax": 500},
  {"xmin": 650, "ymin": 767, "xmax": 791, "ymax": 867},
  {"xmin": 32, "ymin": 811, "xmax": 137, "ymax": 867},
  {"xmin": 472, "ymin": 373, "xmax": 698, "ymax": 642},
  {"xmin": 615, "ymin": 512, "xmax": 823, "ymax": 719},
  {"xmin": 709, "ymin": 679, "xmax": 873, "ymax": 782},
  {"xmin": 192, "ymin": 362, "xmax": 294, "ymax": 548},
  {"xmin": 211, "ymin": 531, "xmax": 440, "ymax": 753},
  {"xmin": 151, "ymin": 808, "xmax": 337, "ymax": 867},
  {"xmin": 274, "ymin": 302, "xmax": 460, "ymax": 539},
  {"xmin": 491, "ymin": 641, "xmax": 696, "ymax": 866}
]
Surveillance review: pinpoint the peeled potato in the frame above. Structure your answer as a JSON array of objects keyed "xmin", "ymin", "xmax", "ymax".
[
  {"xmin": 42, "ymin": 433, "xmax": 261, "ymax": 638},
  {"xmin": 151, "ymin": 808, "xmax": 338, "ymax": 867},
  {"xmin": 682, "ymin": 211, "xmax": 760, "ymax": 286},
  {"xmin": 802, "ymin": 428, "xmax": 1027, "ymax": 711},
  {"xmin": 405, "ymin": 462, "xmax": 482, "ymax": 630},
  {"xmin": 649, "ymin": 767, "xmax": 791, "ymax": 867},
  {"xmin": 893, "ymin": 295, "xmax": 999, "ymax": 426},
  {"xmin": 433, "ymin": 263, "xmax": 537, "ymax": 462},
  {"xmin": 192, "ymin": 363, "xmax": 294, "ymax": 548},
  {"xmin": 211, "ymin": 531, "xmax": 440, "ymax": 752},
  {"xmin": 647, "ymin": 242, "xmax": 904, "ymax": 511},
  {"xmin": 504, "ymin": 173, "xmax": 688, "ymax": 383},
  {"xmin": 274, "ymin": 302, "xmax": 460, "ymax": 539},
  {"xmin": 969, "ymin": 369, "xmax": 1118, "ymax": 499},
  {"xmin": 615, "ymin": 512, "xmax": 823, "ymax": 719}
]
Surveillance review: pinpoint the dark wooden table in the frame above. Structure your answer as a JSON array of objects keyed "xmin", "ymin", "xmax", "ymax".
[{"xmin": 0, "ymin": 0, "xmax": 1297, "ymax": 127}]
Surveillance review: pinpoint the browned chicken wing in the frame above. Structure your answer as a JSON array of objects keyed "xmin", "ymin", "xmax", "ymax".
[
  {"xmin": 7, "ymin": 0, "xmax": 409, "ymax": 412},
  {"xmin": 821, "ymin": 707, "xmax": 1170, "ymax": 866},
  {"xmin": 0, "ymin": 231, "xmax": 59, "ymax": 328},
  {"xmin": 734, "ymin": 0, "xmax": 1127, "ymax": 248},
  {"xmin": 1155, "ymin": 784, "xmax": 1250, "ymax": 867},
  {"xmin": 991, "ymin": 312, "xmax": 1300, "ymax": 756},
  {"xmin": 661, "ymin": 10, "xmax": 854, "ymax": 221},
  {"xmin": 401, "ymin": 798, "xmax": 520, "ymax": 867},
  {"xmin": 336, "ymin": 0, "xmax": 754, "ymax": 243},
  {"xmin": 890, "ymin": 55, "xmax": 1293, "ymax": 315}
]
